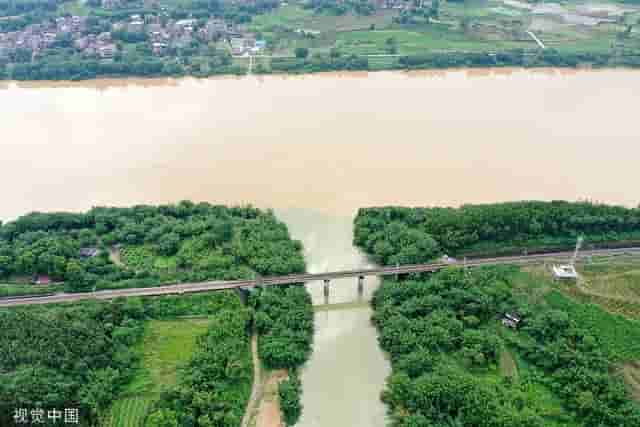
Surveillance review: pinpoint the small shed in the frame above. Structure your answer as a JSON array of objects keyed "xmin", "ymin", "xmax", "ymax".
[
  {"xmin": 33, "ymin": 275, "xmax": 51, "ymax": 285},
  {"xmin": 79, "ymin": 247, "xmax": 100, "ymax": 258},
  {"xmin": 502, "ymin": 313, "xmax": 521, "ymax": 329}
]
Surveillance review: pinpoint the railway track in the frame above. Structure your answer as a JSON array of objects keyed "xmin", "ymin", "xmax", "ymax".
[{"xmin": 2, "ymin": 246, "xmax": 639, "ymax": 307}]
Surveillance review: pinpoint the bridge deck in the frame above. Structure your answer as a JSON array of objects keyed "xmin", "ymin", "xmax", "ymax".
[{"xmin": 2, "ymin": 247, "xmax": 639, "ymax": 307}]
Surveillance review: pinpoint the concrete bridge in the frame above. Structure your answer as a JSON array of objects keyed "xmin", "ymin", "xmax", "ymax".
[{"xmin": 1, "ymin": 247, "xmax": 639, "ymax": 307}]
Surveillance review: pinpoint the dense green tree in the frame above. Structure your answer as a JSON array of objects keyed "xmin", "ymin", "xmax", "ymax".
[
  {"xmin": 373, "ymin": 267, "xmax": 640, "ymax": 427},
  {"xmin": 278, "ymin": 372, "xmax": 302, "ymax": 426},
  {"xmin": 0, "ymin": 202, "xmax": 305, "ymax": 294},
  {"xmin": 355, "ymin": 201, "xmax": 640, "ymax": 262}
]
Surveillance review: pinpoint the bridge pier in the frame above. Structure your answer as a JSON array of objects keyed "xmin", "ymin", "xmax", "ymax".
[
  {"xmin": 235, "ymin": 287, "xmax": 251, "ymax": 305},
  {"xmin": 323, "ymin": 279, "xmax": 330, "ymax": 305},
  {"xmin": 357, "ymin": 275, "xmax": 364, "ymax": 297}
]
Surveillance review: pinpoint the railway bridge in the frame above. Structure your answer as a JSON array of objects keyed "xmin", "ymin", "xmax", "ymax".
[{"xmin": 1, "ymin": 247, "xmax": 639, "ymax": 308}]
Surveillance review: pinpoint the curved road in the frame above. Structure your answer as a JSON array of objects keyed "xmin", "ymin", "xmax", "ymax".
[{"xmin": 2, "ymin": 247, "xmax": 639, "ymax": 308}]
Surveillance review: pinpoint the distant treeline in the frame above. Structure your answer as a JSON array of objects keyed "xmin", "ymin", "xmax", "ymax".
[
  {"xmin": 0, "ymin": 58, "xmax": 247, "ymax": 81},
  {"xmin": 4, "ymin": 48, "xmax": 640, "ymax": 82},
  {"xmin": 354, "ymin": 201, "xmax": 640, "ymax": 264},
  {"xmin": 397, "ymin": 49, "xmax": 640, "ymax": 69}
]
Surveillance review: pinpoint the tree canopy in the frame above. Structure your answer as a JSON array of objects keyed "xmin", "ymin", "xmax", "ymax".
[
  {"xmin": 0, "ymin": 202, "xmax": 305, "ymax": 293},
  {"xmin": 355, "ymin": 201, "xmax": 640, "ymax": 263}
]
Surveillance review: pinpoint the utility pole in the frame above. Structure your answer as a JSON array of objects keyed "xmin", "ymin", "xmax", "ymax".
[{"xmin": 571, "ymin": 236, "xmax": 584, "ymax": 266}]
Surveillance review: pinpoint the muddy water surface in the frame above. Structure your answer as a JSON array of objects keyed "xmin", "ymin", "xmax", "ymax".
[{"xmin": 2, "ymin": 68, "xmax": 640, "ymax": 426}]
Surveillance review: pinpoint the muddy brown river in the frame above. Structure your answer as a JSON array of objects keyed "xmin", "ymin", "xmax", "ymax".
[{"xmin": 2, "ymin": 68, "xmax": 639, "ymax": 426}]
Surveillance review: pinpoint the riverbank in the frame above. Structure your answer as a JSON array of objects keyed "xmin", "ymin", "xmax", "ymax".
[{"xmin": 2, "ymin": 64, "xmax": 640, "ymax": 88}]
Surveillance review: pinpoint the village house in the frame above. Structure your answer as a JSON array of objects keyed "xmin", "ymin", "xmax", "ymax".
[
  {"xmin": 128, "ymin": 19, "xmax": 145, "ymax": 33},
  {"xmin": 97, "ymin": 32, "xmax": 112, "ymax": 43},
  {"xmin": 152, "ymin": 42, "xmax": 168, "ymax": 55},
  {"xmin": 74, "ymin": 37, "xmax": 89, "ymax": 50},
  {"xmin": 144, "ymin": 0, "xmax": 160, "ymax": 8},
  {"xmin": 147, "ymin": 23, "xmax": 162, "ymax": 34},
  {"xmin": 102, "ymin": 0, "xmax": 124, "ymax": 8},
  {"xmin": 98, "ymin": 44, "xmax": 117, "ymax": 59}
]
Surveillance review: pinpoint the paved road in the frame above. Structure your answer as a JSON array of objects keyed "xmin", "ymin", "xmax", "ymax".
[{"xmin": 2, "ymin": 247, "xmax": 639, "ymax": 308}]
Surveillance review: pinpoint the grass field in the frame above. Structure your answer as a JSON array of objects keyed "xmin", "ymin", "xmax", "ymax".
[
  {"xmin": 249, "ymin": 5, "xmax": 396, "ymax": 33},
  {"xmin": 335, "ymin": 26, "xmax": 532, "ymax": 55},
  {"xmin": 511, "ymin": 261, "xmax": 640, "ymax": 362},
  {"xmin": 105, "ymin": 318, "xmax": 211, "ymax": 427},
  {"xmin": 499, "ymin": 348, "xmax": 519, "ymax": 380},
  {"xmin": 622, "ymin": 361, "xmax": 640, "ymax": 402},
  {"xmin": 580, "ymin": 257, "xmax": 640, "ymax": 301}
]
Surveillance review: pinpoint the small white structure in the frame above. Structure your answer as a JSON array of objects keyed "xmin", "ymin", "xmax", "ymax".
[
  {"xmin": 440, "ymin": 254, "xmax": 458, "ymax": 264},
  {"xmin": 552, "ymin": 236, "xmax": 583, "ymax": 280},
  {"xmin": 502, "ymin": 313, "xmax": 521, "ymax": 329},
  {"xmin": 552, "ymin": 264, "xmax": 578, "ymax": 279}
]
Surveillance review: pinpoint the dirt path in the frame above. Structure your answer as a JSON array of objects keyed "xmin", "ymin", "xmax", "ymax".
[
  {"xmin": 499, "ymin": 349, "xmax": 519, "ymax": 381},
  {"xmin": 256, "ymin": 370, "xmax": 288, "ymax": 427},
  {"xmin": 241, "ymin": 335, "xmax": 262, "ymax": 427},
  {"xmin": 621, "ymin": 361, "xmax": 640, "ymax": 402},
  {"xmin": 576, "ymin": 277, "xmax": 640, "ymax": 304},
  {"xmin": 241, "ymin": 334, "xmax": 287, "ymax": 427},
  {"xmin": 108, "ymin": 246, "xmax": 123, "ymax": 266}
]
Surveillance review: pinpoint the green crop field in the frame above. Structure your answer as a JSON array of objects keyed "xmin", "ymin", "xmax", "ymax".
[
  {"xmin": 580, "ymin": 258, "xmax": 640, "ymax": 301},
  {"xmin": 120, "ymin": 245, "xmax": 179, "ymax": 272},
  {"xmin": 335, "ymin": 26, "xmax": 531, "ymax": 55},
  {"xmin": 105, "ymin": 318, "xmax": 211, "ymax": 427},
  {"xmin": 124, "ymin": 318, "xmax": 211, "ymax": 394},
  {"xmin": 512, "ymin": 262, "xmax": 640, "ymax": 362},
  {"xmin": 104, "ymin": 397, "xmax": 153, "ymax": 427}
]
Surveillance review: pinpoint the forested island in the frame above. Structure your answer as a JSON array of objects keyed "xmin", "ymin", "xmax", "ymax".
[
  {"xmin": 354, "ymin": 201, "xmax": 640, "ymax": 265},
  {"xmin": 0, "ymin": 202, "xmax": 314, "ymax": 427},
  {"xmin": 1, "ymin": 0, "xmax": 640, "ymax": 81}
]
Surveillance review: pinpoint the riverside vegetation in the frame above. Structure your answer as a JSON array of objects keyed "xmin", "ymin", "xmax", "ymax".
[
  {"xmin": 0, "ymin": 202, "xmax": 314, "ymax": 427},
  {"xmin": 354, "ymin": 201, "xmax": 640, "ymax": 264},
  {"xmin": 251, "ymin": 285, "xmax": 314, "ymax": 426},
  {"xmin": 371, "ymin": 266, "xmax": 640, "ymax": 427},
  {"xmin": 0, "ymin": 201, "xmax": 305, "ymax": 296},
  {"xmin": 359, "ymin": 200, "xmax": 640, "ymax": 427}
]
